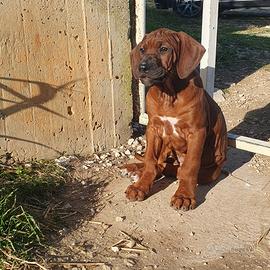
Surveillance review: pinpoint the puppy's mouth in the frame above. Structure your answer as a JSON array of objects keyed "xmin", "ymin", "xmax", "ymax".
[{"xmin": 139, "ymin": 69, "xmax": 167, "ymax": 87}]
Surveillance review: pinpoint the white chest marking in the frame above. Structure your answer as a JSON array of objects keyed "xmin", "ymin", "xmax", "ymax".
[{"xmin": 159, "ymin": 116, "xmax": 179, "ymax": 136}]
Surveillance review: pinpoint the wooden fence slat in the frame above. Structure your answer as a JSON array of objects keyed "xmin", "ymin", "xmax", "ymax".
[
  {"xmin": 85, "ymin": 0, "xmax": 115, "ymax": 152},
  {"xmin": 109, "ymin": 0, "xmax": 132, "ymax": 146},
  {"xmin": 0, "ymin": 0, "xmax": 37, "ymax": 158},
  {"xmin": 16, "ymin": 0, "xmax": 93, "ymax": 158}
]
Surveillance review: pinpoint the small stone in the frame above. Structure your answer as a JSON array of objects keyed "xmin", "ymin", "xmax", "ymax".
[
  {"xmin": 90, "ymin": 208, "xmax": 95, "ymax": 216},
  {"xmin": 88, "ymin": 251, "xmax": 96, "ymax": 258},
  {"xmin": 115, "ymin": 216, "xmax": 126, "ymax": 222},
  {"xmin": 213, "ymin": 89, "xmax": 225, "ymax": 103},
  {"xmin": 125, "ymin": 149, "xmax": 131, "ymax": 155},
  {"xmin": 100, "ymin": 154, "xmax": 107, "ymax": 160},
  {"xmin": 85, "ymin": 160, "xmax": 95, "ymax": 165},
  {"xmin": 24, "ymin": 163, "xmax": 32, "ymax": 168},
  {"xmin": 106, "ymin": 162, "xmax": 112, "ymax": 167},
  {"xmin": 124, "ymin": 258, "xmax": 136, "ymax": 267},
  {"xmin": 129, "ymin": 155, "xmax": 135, "ymax": 159},
  {"xmin": 136, "ymin": 145, "xmax": 143, "ymax": 151},
  {"xmin": 126, "ymin": 240, "xmax": 136, "ymax": 248},
  {"xmin": 111, "ymin": 246, "xmax": 120, "ymax": 252},
  {"xmin": 63, "ymin": 203, "xmax": 72, "ymax": 209},
  {"xmin": 189, "ymin": 231, "xmax": 195, "ymax": 236},
  {"xmin": 71, "ymin": 240, "xmax": 80, "ymax": 246},
  {"xmin": 203, "ymin": 262, "xmax": 208, "ymax": 265},
  {"xmin": 55, "ymin": 155, "xmax": 77, "ymax": 166},
  {"xmin": 81, "ymin": 180, "xmax": 86, "ymax": 185},
  {"xmin": 132, "ymin": 140, "xmax": 139, "ymax": 147},
  {"xmin": 93, "ymin": 154, "xmax": 100, "ymax": 160},
  {"xmin": 113, "ymin": 151, "xmax": 121, "ymax": 158},
  {"xmin": 82, "ymin": 165, "xmax": 88, "ymax": 170},
  {"xmin": 128, "ymin": 138, "xmax": 135, "ymax": 145}
]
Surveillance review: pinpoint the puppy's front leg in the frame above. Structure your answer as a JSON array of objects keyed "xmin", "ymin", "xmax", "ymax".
[
  {"xmin": 170, "ymin": 128, "xmax": 206, "ymax": 210},
  {"xmin": 125, "ymin": 125, "xmax": 163, "ymax": 201}
]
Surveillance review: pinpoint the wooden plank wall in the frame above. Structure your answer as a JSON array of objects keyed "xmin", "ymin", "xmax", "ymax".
[{"xmin": 0, "ymin": 0, "xmax": 132, "ymax": 159}]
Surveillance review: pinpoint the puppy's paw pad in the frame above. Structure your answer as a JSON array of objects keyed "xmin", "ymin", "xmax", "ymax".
[
  {"xmin": 125, "ymin": 185, "xmax": 146, "ymax": 201},
  {"xmin": 170, "ymin": 195, "xmax": 196, "ymax": 211}
]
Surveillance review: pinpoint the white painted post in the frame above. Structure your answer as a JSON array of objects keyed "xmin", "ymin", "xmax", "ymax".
[
  {"xmin": 136, "ymin": 0, "xmax": 146, "ymax": 115},
  {"xmin": 200, "ymin": 0, "xmax": 219, "ymax": 97},
  {"xmin": 135, "ymin": 0, "xmax": 147, "ymax": 122}
]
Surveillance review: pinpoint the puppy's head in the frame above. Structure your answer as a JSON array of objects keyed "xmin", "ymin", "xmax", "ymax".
[{"xmin": 130, "ymin": 28, "xmax": 205, "ymax": 87}]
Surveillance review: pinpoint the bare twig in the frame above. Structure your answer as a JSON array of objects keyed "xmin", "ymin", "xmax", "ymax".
[
  {"xmin": 120, "ymin": 230, "xmax": 148, "ymax": 249},
  {"xmin": 0, "ymin": 250, "xmax": 48, "ymax": 270},
  {"xmin": 49, "ymin": 261, "xmax": 106, "ymax": 267},
  {"xmin": 89, "ymin": 221, "xmax": 111, "ymax": 232},
  {"xmin": 121, "ymin": 247, "xmax": 147, "ymax": 253},
  {"xmin": 60, "ymin": 211, "xmax": 77, "ymax": 219},
  {"xmin": 257, "ymin": 227, "xmax": 270, "ymax": 246}
]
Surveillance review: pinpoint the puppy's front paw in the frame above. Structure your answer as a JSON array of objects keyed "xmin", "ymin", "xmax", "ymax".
[
  {"xmin": 125, "ymin": 184, "xmax": 147, "ymax": 201},
  {"xmin": 170, "ymin": 195, "xmax": 196, "ymax": 211}
]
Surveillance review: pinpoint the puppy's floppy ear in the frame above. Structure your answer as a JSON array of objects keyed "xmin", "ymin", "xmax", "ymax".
[
  {"xmin": 130, "ymin": 42, "xmax": 142, "ymax": 80},
  {"xmin": 175, "ymin": 31, "xmax": 205, "ymax": 79}
]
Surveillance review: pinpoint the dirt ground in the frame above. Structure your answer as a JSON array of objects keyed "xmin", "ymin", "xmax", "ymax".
[
  {"xmin": 44, "ymin": 11, "xmax": 270, "ymax": 270},
  {"xmin": 44, "ymin": 63, "xmax": 270, "ymax": 270}
]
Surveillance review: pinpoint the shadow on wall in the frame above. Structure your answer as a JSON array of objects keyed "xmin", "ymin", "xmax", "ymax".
[
  {"xmin": 0, "ymin": 77, "xmax": 83, "ymax": 154},
  {"xmin": 0, "ymin": 77, "xmax": 82, "ymax": 119}
]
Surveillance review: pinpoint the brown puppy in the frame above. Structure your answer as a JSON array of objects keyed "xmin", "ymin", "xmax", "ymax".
[{"xmin": 125, "ymin": 28, "xmax": 227, "ymax": 210}]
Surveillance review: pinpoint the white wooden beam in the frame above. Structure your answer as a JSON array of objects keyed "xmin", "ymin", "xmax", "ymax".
[
  {"xmin": 135, "ymin": 0, "xmax": 146, "ymax": 114},
  {"xmin": 200, "ymin": 0, "xmax": 219, "ymax": 97},
  {"xmin": 138, "ymin": 114, "xmax": 270, "ymax": 157},
  {"xmin": 228, "ymin": 133, "xmax": 270, "ymax": 156}
]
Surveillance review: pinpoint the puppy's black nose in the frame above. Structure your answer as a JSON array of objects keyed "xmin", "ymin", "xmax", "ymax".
[{"xmin": 139, "ymin": 62, "xmax": 148, "ymax": 72}]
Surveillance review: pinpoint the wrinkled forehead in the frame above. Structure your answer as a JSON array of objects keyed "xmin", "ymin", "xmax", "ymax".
[{"xmin": 141, "ymin": 31, "xmax": 178, "ymax": 49}]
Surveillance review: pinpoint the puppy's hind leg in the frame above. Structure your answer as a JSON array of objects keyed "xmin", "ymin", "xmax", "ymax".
[{"xmin": 120, "ymin": 162, "xmax": 144, "ymax": 182}]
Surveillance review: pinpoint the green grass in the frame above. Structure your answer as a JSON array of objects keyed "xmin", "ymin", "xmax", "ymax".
[
  {"xmin": 0, "ymin": 159, "xmax": 66, "ymax": 268},
  {"xmin": 0, "ymin": 192, "xmax": 43, "ymax": 261}
]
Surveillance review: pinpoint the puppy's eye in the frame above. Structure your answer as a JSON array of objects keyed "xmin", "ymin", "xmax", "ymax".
[
  {"xmin": 139, "ymin": 47, "xmax": 145, "ymax": 53},
  {"xmin": 160, "ymin": 46, "xmax": 168, "ymax": 53}
]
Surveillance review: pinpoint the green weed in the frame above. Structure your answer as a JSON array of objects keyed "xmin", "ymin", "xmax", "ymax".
[{"xmin": 0, "ymin": 159, "xmax": 66, "ymax": 268}]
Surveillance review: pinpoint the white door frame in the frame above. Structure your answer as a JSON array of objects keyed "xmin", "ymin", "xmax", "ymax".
[{"xmin": 135, "ymin": 0, "xmax": 270, "ymax": 156}]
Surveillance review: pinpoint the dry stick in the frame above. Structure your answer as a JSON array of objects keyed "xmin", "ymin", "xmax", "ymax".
[
  {"xmin": 60, "ymin": 211, "xmax": 77, "ymax": 219},
  {"xmin": 120, "ymin": 230, "xmax": 148, "ymax": 250},
  {"xmin": 121, "ymin": 247, "xmax": 147, "ymax": 253},
  {"xmin": 0, "ymin": 250, "xmax": 48, "ymax": 270},
  {"xmin": 257, "ymin": 227, "xmax": 270, "ymax": 246},
  {"xmin": 49, "ymin": 262, "xmax": 106, "ymax": 267}
]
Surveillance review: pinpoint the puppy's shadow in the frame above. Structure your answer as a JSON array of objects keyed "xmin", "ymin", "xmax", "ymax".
[
  {"xmin": 147, "ymin": 147, "xmax": 253, "ymax": 207},
  {"xmin": 148, "ymin": 175, "xmax": 176, "ymax": 197},
  {"xmin": 193, "ymin": 147, "xmax": 253, "ymax": 207}
]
